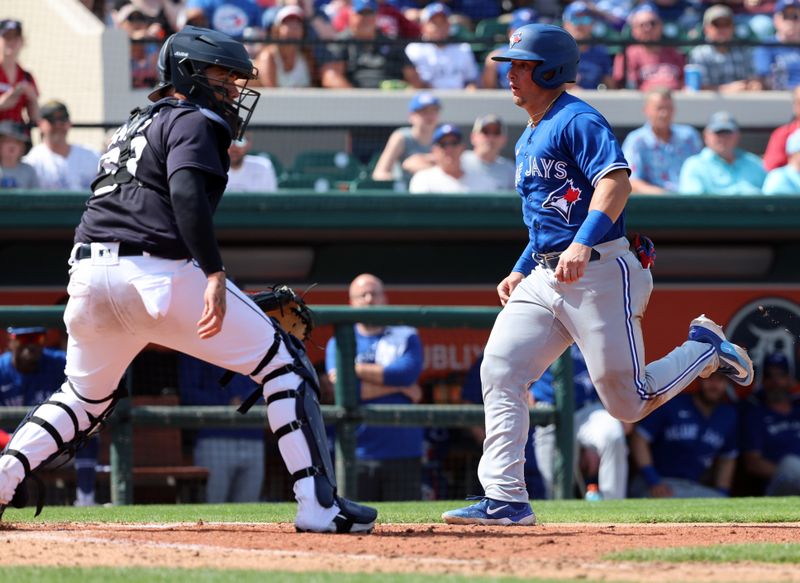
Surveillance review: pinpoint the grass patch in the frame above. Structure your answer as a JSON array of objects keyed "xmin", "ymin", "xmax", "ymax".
[
  {"xmin": 0, "ymin": 566, "xmax": 608, "ymax": 583},
  {"xmin": 608, "ymin": 543, "xmax": 800, "ymax": 564},
  {"xmin": 2, "ymin": 496, "xmax": 800, "ymax": 525}
]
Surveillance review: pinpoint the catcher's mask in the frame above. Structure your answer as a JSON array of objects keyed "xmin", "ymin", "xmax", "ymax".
[{"xmin": 148, "ymin": 26, "xmax": 260, "ymax": 140}]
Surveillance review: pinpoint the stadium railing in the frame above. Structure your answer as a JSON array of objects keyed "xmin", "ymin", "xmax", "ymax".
[{"xmin": 0, "ymin": 305, "xmax": 576, "ymax": 504}]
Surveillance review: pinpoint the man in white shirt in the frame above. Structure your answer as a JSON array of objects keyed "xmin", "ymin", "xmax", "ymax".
[
  {"xmin": 226, "ymin": 134, "xmax": 278, "ymax": 193},
  {"xmin": 404, "ymin": 3, "xmax": 479, "ymax": 90},
  {"xmin": 409, "ymin": 124, "xmax": 495, "ymax": 194},
  {"xmin": 22, "ymin": 100, "xmax": 99, "ymax": 191},
  {"xmin": 461, "ymin": 114, "xmax": 515, "ymax": 192}
]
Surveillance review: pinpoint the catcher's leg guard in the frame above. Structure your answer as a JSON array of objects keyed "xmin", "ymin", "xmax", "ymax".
[
  {"xmin": 0, "ymin": 381, "xmax": 122, "ymax": 515},
  {"xmin": 258, "ymin": 328, "xmax": 377, "ymax": 533}
]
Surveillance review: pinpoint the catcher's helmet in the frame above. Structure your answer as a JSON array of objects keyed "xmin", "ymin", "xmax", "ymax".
[
  {"xmin": 491, "ymin": 24, "xmax": 579, "ymax": 89},
  {"xmin": 148, "ymin": 26, "xmax": 260, "ymax": 140}
]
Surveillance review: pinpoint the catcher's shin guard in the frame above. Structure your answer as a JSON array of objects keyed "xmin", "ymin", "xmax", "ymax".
[
  {"xmin": 268, "ymin": 380, "xmax": 378, "ymax": 533},
  {"xmin": 269, "ymin": 380, "xmax": 336, "ymax": 506},
  {"xmin": 256, "ymin": 327, "xmax": 377, "ymax": 532},
  {"xmin": 0, "ymin": 382, "xmax": 123, "ymax": 516}
]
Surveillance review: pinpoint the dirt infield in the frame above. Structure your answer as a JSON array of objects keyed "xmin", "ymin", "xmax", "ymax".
[{"xmin": 2, "ymin": 521, "xmax": 800, "ymax": 581}]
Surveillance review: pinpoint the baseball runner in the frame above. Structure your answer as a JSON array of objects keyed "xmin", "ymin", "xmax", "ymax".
[
  {"xmin": 442, "ymin": 24, "xmax": 754, "ymax": 526},
  {"xmin": 0, "ymin": 26, "xmax": 376, "ymax": 533}
]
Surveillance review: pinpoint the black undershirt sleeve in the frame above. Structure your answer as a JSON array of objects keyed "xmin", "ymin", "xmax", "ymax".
[{"xmin": 169, "ymin": 167, "xmax": 224, "ymax": 276}]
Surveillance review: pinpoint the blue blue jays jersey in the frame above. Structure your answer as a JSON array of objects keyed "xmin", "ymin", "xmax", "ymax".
[
  {"xmin": 636, "ymin": 393, "xmax": 738, "ymax": 482},
  {"xmin": 741, "ymin": 402, "xmax": 800, "ymax": 464},
  {"xmin": 513, "ymin": 92, "xmax": 629, "ymax": 271},
  {"xmin": 0, "ymin": 348, "xmax": 66, "ymax": 407}
]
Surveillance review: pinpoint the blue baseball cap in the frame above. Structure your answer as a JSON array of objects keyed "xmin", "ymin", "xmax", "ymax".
[
  {"xmin": 7, "ymin": 326, "xmax": 47, "ymax": 337},
  {"xmin": 510, "ymin": 8, "xmax": 538, "ymax": 30},
  {"xmin": 706, "ymin": 111, "xmax": 739, "ymax": 133},
  {"xmin": 432, "ymin": 124, "xmax": 462, "ymax": 144},
  {"xmin": 563, "ymin": 2, "xmax": 592, "ymax": 23},
  {"xmin": 764, "ymin": 352, "xmax": 790, "ymax": 372},
  {"xmin": 776, "ymin": 0, "xmax": 800, "ymax": 12},
  {"xmin": 628, "ymin": 3, "xmax": 659, "ymax": 23},
  {"xmin": 421, "ymin": 2, "xmax": 451, "ymax": 23},
  {"xmin": 352, "ymin": 0, "xmax": 377, "ymax": 14},
  {"xmin": 408, "ymin": 92, "xmax": 441, "ymax": 113}
]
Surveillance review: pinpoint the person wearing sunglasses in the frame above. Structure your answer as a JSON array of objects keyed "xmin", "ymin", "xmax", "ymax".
[
  {"xmin": 686, "ymin": 4, "xmax": 762, "ymax": 92},
  {"xmin": 561, "ymin": 1, "xmax": 616, "ymax": 90},
  {"xmin": 678, "ymin": 111, "xmax": 766, "ymax": 195},
  {"xmin": 408, "ymin": 123, "xmax": 495, "ymax": 193},
  {"xmin": 753, "ymin": 0, "xmax": 800, "ymax": 90},
  {"xmin": 461, "ymin": 114, "xmax": 515, "ymax": 192},
  {"xmin": 613, "ymin": 4, "xmax": 685, "ymax": 90}
]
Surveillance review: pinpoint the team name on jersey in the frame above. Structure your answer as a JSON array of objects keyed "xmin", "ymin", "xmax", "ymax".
[{"xmin": 516, "ymin": 157, "xmax": 569, "ymax": 183}]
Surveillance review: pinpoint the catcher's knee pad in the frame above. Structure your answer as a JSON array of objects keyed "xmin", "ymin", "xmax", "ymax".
[
  {"xmin": 238, "ymin": 324, "xmax": 321, "ymax": 413},
  {"xmin": 267, "ymin": 380, "xmax": 337, "ymax": 508}
]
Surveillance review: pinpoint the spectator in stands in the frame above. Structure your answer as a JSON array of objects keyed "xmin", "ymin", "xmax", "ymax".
[
  {"xmin": 178, "ymin": 354, "xmax": 266, "ymax": 503},
  {"xmin": 372, "ymin": 92, "xmax": 439, "ymax": 183},
  {"xmin": 687, "ymin": 4, "xmax": 762, "ymax": 92},
  {"xmin": 763, "ymin": 128, "xmax": 800, "ymax": 194},
  {"xmin": 763, "ymin": 86, "xmax": 800, "ymax": 171},
  {"xmin": 0, "ymin": 19, "xmax": 39, "ymax": 126},
  {"xmin": 320, "ymin": 0, "xmax": 424, "ymax": 89},
  {"xmin": 461, "ymin": 114, "xmax": 515, "ymax": 192},
  {"xmin": 0, "ymin": 327, "xmax": 97, "ymax": 506},
  {"xmin": 329, "ymin": 0, "xmax": 422, "ymax": 39},
  {"xmin": 23, "ymin": 101, "xmax": 101, "ymax": 192},
  {"xmin": 651, "ymin": 0, "xmax": 700, "ymax": 28},
  {"xmin": 449, "ymin": 0, "xmax": 502, "ymax": 25},
  {"xmin": 481, "ymin": 8, "xmax": 538, "ymax": 90},
  {"xmin": 533, "ymin": 346, "xmax": 629, "ymax": 501},
  {"xmin": 613, "ymin": 4, "xmax": 685, "ymax": 91},
  {"xmin": 255, "ymin": 5, "xmax": 316, "ymax": 88},
  {"xmin": 561, "ymin": 2, "xmax": 615, "ymax": 90},
  {"xmin": 404, "ymin": 3, "xmax": 480, "ymax": 90},
  {"xmin": 325, "ymin": 273, "xmax": 425, "ymax": 501},
  {"xmin": 753, "ymin": 0, "xmax": 800, "ymax": 90},
  {"xmin": 621, "ymin": 87, "xmax": 702, "ymax": 194},
  {"xmin": 630, "ymin": 372, "xmax": 738, "ymax": 498},
  {"xmin": 740, "ymin": 352, "xmax": 800, "ymax": 496},
  {"xmin": 183, "ymin": 0, "xmax": 267, "ymax": 38},
  {"xmin": 408, "ymin": 124, "xmax": 495, "ymax": 193},
  {"xmin": 678, "ymin": 111, "xmax": 766, "ymax": 194},
  {"xmin": 113, "ymin": 2, "xmax": 162, "ymax": 89},
  {"xmin": 0, "ymin": 120, "xmax": 37, "ymax": 189},
  {"xmin": 226, "ymin": 134, "xmax": 278, "ymax": 193}
]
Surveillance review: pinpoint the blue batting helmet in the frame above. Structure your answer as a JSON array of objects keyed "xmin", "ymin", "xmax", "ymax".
[{"xmin": 491, "ymin": 24, "xmax": 579, "ymax": 89}]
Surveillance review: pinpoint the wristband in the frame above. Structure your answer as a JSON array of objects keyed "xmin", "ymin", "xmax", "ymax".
[
  {"xmin": 574, "ymin": 210, "xmax": 614, "ymax": 247},
  {"xmin": 640, "ymin": 465, "xmax": 661, "ymax": 487}
]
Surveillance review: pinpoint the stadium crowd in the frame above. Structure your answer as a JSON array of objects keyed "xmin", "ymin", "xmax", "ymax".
[{"xmin": 3, "ymin": 1, "xmax": 800, "ymax": 193}]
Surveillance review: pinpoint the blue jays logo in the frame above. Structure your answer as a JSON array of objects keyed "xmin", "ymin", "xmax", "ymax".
[
  {"xmin": 542, "ymin": 179, "xmax": 582, "ymax": 222},
  {"xmin": 509, "ymin": 32, "xmax": 522, "ymax": 48}
]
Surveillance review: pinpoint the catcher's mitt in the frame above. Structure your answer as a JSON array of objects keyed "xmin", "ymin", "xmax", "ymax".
[{"xmin": 249, "ymin": 285, "xmax": 314, "ymax": 341}]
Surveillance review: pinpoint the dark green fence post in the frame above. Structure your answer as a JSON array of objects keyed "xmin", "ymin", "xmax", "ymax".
[
  {"xmin": 551, "ymin": 350, "xmax": 574, "ymax": 500},
  {"xmin": 333, "ymin": 323, "xmax": 358, "ymax": 498},
  {"xmin": 110, "ymin": 370, "xmax": 134, "ymax": 505}
]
